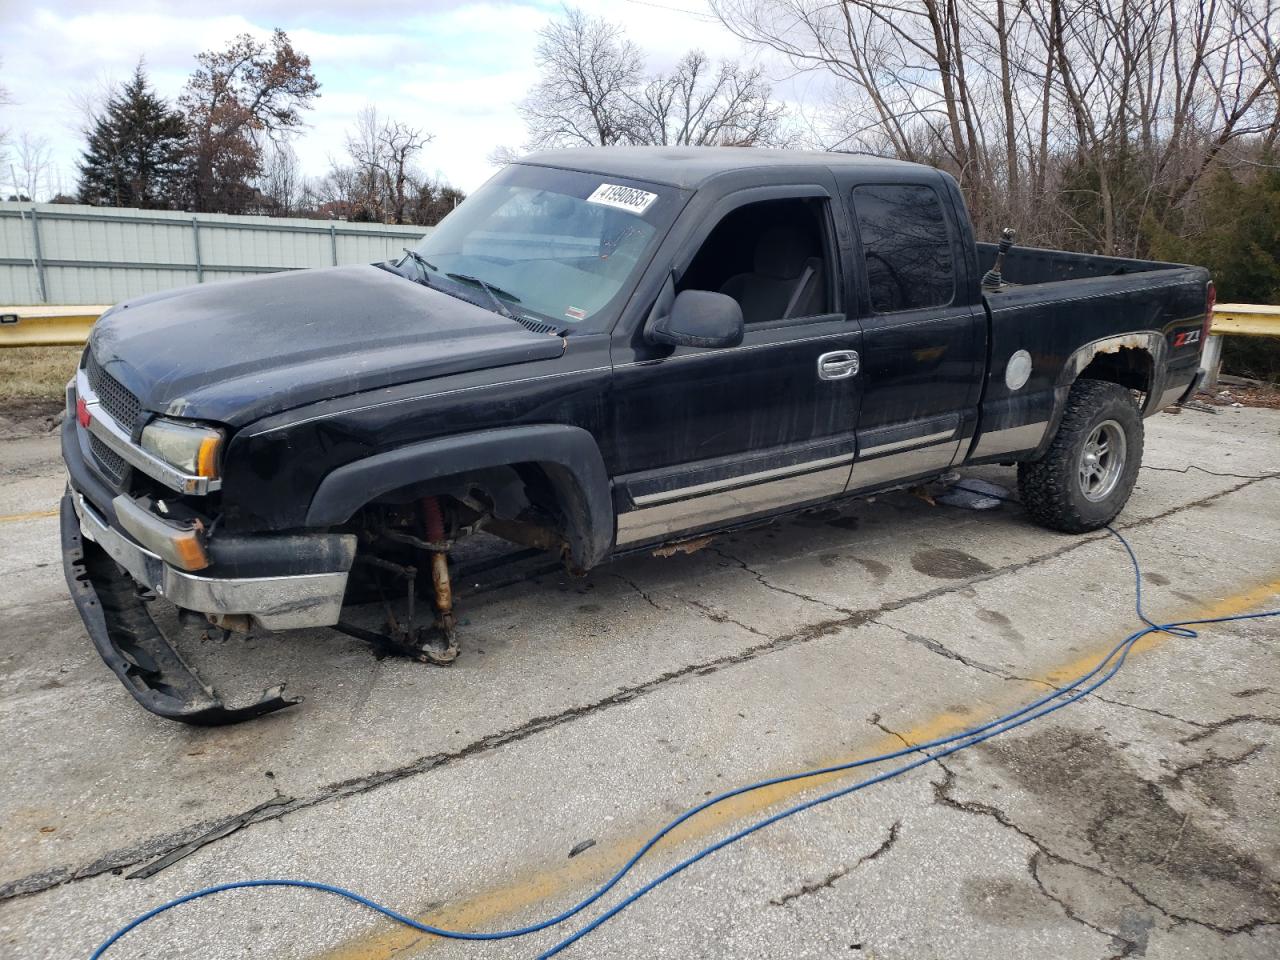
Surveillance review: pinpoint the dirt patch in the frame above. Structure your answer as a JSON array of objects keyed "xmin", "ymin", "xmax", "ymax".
[
  {"xmin": 982, "ymin": 727, "xmax": 1279, "ymax": 930},
  {"xmin": 911, "ymin": 548, "xmax": 994, "ymax": 579},
  {"xmin": 0, "ymin": 397, "xmax": 65, "ymax": 441},
  {"xmin": 1198, "ymin": 384, "xmax": 1280, "ymax": 410}
]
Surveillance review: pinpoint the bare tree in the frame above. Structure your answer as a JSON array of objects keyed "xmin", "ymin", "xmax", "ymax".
[
  {"xmin": 11, "ymin": 133, "xmax": 54, "ymax": 201},
  {"xmin": 307, "ymin": 161, "xmax": 361, "ymax": 219},
  {"xmin": 487, "ymin": 144, "xmax": 523, "ymax": 167},
  {"xmin": 711, "ymin": 1, "xmax": 988, "ymax": 188},
  {"xmin": 520, "ymin": 8, "xmax": 644, "ymax": 147},
  {"xmin": 381, "ymin": 119, "xmax": 432, "ymax": 224},
  {"xmin": 258, "ymin": 140, "xmax": 304, "ymax": 216},
  {"xmin": 629, "ymin": 51, "xmax": 785, "ymax": 146},
  {"xmin": 0, "ymin": 58, "xmax": 14, "ymax": 172},
  {"xmin": 520, "ymin": 8, "xmax": 789, "ymax": 150},
  {"xmin": 339, "ymin": 105, "xmax": 432, "ymax": 223},
  {"xmin": 711, "ymin": 0, "xmax": 1280, "ymax": 254}
]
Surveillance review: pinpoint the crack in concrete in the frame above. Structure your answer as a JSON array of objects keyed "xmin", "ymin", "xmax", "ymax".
[
  {"xmin": 1085, "ymin": 694, "xmax": 1213, "ymax": 729},
  {"xmin": 712, "ymin": 546, "xmax": 855, "ymax": 615},
  {"xmin": 1178, "ymin": 714, "xmax": 1280, "ymax": 745},
  {"xmin": 610, "ymin": 572, "xmax": 666, "ymax": 612},
  {"xmin": 3, "ymin": 473, "xmax": 1273, "ymax": 904},
  {"xmin": 769, "ymin": 820, "xmax": 902, "ymax": 907},
  {"xmin": 867, "ymin": 712, "xmax": 916, "ymax": 751},
  {"xmin": 931, "ymin": 756, "xmax": 1278, "ymax": 940},
  {"xmin": 1164, "ymin": 743, "xmax": 1265, "ymax": 789},
  {"xmin": 681, "ymin": 596, "xmax": 770, "ymax": 640},
  {"xmin": 1140, "ymin": 465, "xmax": 1280, "ymax": 482},
  {"xmin": 857, "ymin": 712, "xmax": 1122, "ymax": 948},
  {"xmin": 1230, "ymin": 687, "xmax": 1272, "ymax": 698},
  {"xmin": 872, "ymin": 619, "xmax": 1014, "ymax": 680},
  {"xmin": 1027, "ymin": 848, "xmax": 1138, "ymax": 956}
]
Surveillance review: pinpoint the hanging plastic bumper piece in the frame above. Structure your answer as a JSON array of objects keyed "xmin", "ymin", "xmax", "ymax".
[{"xmin": 60, "ymin": 493, "xmax": 302, "ymax": 725}]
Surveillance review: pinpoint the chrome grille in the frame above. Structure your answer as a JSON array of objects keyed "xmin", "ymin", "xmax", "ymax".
[
  {"xmin": 85, "ymin": 353, "xmax": 141, "ymax": 428},
  {"xmin": 88, "ymin": 433, "xmax": 129, "ymax": 485}
]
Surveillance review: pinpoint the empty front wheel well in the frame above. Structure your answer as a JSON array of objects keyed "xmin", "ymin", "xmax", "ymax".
[
  {"xmin": 355, "ymin": 461, "xmax": 579, "ymax": 535},
  {"xmin": 306, "ymin": 426, "xmax": 615, "ymax": 569}
]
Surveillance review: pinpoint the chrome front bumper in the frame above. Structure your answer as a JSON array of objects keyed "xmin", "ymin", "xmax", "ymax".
[{"xmin": 71, "ymin": 490, "xmax": 348, "ymax": 630}]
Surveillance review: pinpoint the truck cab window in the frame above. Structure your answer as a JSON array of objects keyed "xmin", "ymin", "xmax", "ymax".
[
  {"xmin": 679, "ymin": 197, "xmax": 832, "ymax": 324},
  {"xmin": 851, "ymin": 184, "xmax": 954, "ymax": 313}
]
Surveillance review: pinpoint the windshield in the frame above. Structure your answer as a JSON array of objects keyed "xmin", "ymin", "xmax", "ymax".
[{"xmin": 409, "ymin": 164, "xmax": 681, "ymax": 333}]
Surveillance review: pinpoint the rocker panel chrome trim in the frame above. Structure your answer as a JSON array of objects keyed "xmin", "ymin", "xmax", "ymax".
[
  {"xmin": 616, "ymin": 463, "xmax": 851, "ymax": 546},
  {"xmin": 859, "ymin": 428, "xmax": 957, "ymax": 457},
  {"xmin": 845, "ymin": 440, "xmax": 962, "ymax": 492},
  {"xmin": 969, "ymin": 421, "xmax": 1051, "ymax": 460},
  {"xmin": 631, "ymin": 452, "xmax": 855, "ymax": 507}
]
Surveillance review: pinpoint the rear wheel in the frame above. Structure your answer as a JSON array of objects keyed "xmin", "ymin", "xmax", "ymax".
[{"xmin": 1018, "ymin": 379, "xmax": 1143, "ymax": 533}]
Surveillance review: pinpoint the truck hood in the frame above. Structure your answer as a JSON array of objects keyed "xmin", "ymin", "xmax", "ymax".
[{"xmin": 87, "ymin": 265, "xmax": 565, "ymax": 426}]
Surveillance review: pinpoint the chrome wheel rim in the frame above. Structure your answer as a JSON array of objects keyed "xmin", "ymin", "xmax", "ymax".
[{"xmin": 1078, "ymin": 419, "xmax": 1127, "ymax": 502}]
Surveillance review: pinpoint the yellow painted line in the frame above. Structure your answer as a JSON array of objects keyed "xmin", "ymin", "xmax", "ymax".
[
  {"xmin": 316, "ymin": 574, "xmax": 1280, "ymax": 960},
  {"xmin": 0, "ymin": 508, "xmax": 59, "ymax": 524},
  {"xmin": 1212, "ymin": 303, "xmax": 1280, "ymax": 338},
  {"xmin": 0, "ymin": 306, "xmax": 107, "ymax": 348}
]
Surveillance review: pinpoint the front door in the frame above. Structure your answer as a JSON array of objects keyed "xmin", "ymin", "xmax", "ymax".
[{"xmin": 608, "ymin": 185, "xmax": 863, "ymax": 547}]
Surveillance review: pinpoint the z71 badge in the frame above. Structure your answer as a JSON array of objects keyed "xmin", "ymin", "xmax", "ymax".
[{"xmin": 1172, "ymin": 329, "xmax": 1201, "ymax": 348}]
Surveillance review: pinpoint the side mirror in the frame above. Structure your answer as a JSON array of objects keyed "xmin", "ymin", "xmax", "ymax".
[{"xmin": 644, "ymin": 289, "xmax": 744, "ymax": 349}]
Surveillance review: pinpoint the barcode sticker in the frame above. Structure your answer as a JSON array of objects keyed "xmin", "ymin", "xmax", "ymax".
[{"xmin": 586, "ymin": 183, "xmax": 658, "ymax": 214}]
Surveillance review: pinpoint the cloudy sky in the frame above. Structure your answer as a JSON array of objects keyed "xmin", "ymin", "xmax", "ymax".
[{"xmin": 0, "ymin": 0, "xmax": 819, "ymax": 198}]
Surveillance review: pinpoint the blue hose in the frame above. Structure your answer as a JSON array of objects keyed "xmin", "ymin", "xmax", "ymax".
[{"xmin": 88, "ymin": 524, "xmax": 1279, "ymax": 959}]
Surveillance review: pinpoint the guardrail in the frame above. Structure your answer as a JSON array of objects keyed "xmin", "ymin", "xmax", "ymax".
[
  {"xmin": 0, "ymin": 305, "xmax": 110, "ymax": 347},
  {"xmin": 4, "ymin": 300, "xmax": 1279, "ymax": 355},
  {"xmin": 1201, "ymin": 303, "xmax": 1280, "ymax": 389}
]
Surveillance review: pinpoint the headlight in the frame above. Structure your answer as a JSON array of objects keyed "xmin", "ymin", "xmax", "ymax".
[{"xmin": 140, "ymin": 418, "xmax": 225, "ymax": 478}]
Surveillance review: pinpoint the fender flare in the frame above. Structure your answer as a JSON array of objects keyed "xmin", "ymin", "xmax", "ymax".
[
  {"xmin": 1055, "ymin": 331, "xmax": 1167, "ymax": 418},
  {"xmin": 306, "ymin": 425, "xmax": 615, "ymax": 569}
]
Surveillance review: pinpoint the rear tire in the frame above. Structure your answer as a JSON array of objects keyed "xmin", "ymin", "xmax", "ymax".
[{"xmin": 1018, "ymin": 379, "xmax": 1143, "ymax": 533}]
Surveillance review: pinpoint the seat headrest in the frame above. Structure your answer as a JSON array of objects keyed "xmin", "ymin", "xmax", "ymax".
[{"xmin": 753, "ymin": 224, "xmax": 814, "ymax": 280}]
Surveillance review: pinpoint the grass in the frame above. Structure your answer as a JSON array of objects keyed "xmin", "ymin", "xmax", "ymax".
[{"xmin": 0, "ymin": 346, "xmax": 81, "ymax": 401}]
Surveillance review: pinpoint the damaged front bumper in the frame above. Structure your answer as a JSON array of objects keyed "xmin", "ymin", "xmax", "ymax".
[
  {"xmin": 61, "ymin": 489, "xmax": 354, "ymax": 724},
  {"xmin": 68, "ymin": 489, "xmax": 350, "ymax": 630}
]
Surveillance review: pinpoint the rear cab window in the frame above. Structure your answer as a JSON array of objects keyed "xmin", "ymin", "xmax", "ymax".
[{"xmin": 851, "ymin": 184, "xmax": 955, "ymax": 313}]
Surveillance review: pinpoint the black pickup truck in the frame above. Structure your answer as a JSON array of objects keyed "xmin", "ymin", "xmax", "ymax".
[{"xmin": 61, "ymin": 147, "xmax": 1211, "ymax": 723}]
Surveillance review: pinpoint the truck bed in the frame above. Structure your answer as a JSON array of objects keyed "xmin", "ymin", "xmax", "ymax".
[
  {"xmin": 968, "ymin": 240, "xmax": 1210, "ymax": 471},
  {"xmin": 975, "ymin": 242, "xmax": 1190, "ymax": 285}
]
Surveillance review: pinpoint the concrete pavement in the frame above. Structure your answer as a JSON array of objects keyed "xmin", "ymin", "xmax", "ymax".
[{"xmin": 1, "ymin": 405, "xmax": 1277, "ymax": 959}]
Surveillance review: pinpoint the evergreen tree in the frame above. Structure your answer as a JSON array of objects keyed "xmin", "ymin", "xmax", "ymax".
[
  {"xmin": 1150, "ymin": 162, "xmax": 1280, "ymax": 382},
  {"xmin": 78, "ymin": 64, "xmax": 187, "ymax": 209}
]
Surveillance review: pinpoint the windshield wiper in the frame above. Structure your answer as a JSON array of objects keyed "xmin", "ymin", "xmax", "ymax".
[
  {"xmin": 446, "ymin": 272, "xmax": 522, "ymax": 319},
  {"xmin": 400, "ymin": 247, "xmax": 438, "ymax": 278}
]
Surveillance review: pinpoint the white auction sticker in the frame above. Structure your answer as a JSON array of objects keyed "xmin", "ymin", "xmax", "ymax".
[{"xmin": 586, "ymin": 183, "xmax": 658, "ymax": 214}]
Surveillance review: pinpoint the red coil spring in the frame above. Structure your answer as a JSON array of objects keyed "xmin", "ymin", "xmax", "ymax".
[{"xmin": 421, "ymin": 495, "xmax": 445, "ymax": 543}]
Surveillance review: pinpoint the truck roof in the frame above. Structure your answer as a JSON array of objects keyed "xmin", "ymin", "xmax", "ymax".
[{"xmin": 517, "ymin": 146, "xmax": 926, "ymax": 190}]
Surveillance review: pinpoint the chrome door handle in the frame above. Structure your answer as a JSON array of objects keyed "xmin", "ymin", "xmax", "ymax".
[{"xmin": 818, "ymin": 350, "xmax": 860, "ymax": 380}]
